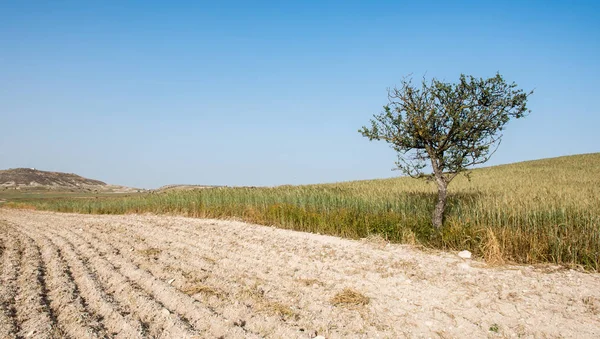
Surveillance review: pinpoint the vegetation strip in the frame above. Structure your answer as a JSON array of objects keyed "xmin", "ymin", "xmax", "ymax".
[{"xmin": 5, "ymin": 153, "xmax": 598, "ymax": 270}]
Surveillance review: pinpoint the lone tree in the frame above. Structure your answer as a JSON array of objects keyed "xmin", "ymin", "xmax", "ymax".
[{"xmin": 360, "ymin": 73, "xmax": 532, "ymax": 229}]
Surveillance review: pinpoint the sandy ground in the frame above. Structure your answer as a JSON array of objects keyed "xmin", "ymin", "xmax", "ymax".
[{"xmin": 0, "ymin": 209, "xmax": 599, "ymax": 338}]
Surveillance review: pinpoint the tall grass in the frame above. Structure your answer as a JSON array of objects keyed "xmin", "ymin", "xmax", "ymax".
[{"xmin": 7, "ymin": 153, "xmax": 600, "ymax": 270}]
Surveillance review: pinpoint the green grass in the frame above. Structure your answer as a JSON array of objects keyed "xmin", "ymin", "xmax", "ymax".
[{"xmin": 4, "ymin": 153, "xmax": 600, "ymax": 270}]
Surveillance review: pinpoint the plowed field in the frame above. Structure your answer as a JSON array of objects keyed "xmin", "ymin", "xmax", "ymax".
[{"xmin": 0, "ymin": 209, "xmax": 599, "ymax": 338}]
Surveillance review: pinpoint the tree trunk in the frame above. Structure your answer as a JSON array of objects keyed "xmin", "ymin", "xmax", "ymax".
[{"xmin": 432, "ymin": 178, "xmax": 448, "ymax": 229}]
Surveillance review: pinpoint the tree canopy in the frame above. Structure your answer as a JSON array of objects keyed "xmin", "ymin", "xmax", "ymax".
[{"xmin": 360, "ymin": 73, "xmax": 532, "ymax": 228}]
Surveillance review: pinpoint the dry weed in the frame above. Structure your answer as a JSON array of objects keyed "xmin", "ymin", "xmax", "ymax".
[
  {"xmin": 331, "ymin": 288, "xmax": 370, "ymax": 307},
  {"xmin": 238, "ymin": 285, "xmax": 298, "ymax": 320},
  {"xmin": 401, "ymin": 228, "xmax": 417, "ymax": 246},
  {"xmin": 261, "ymin": 301, "xmax": 297, "ymax": 320},
  {"xmin": 182, "ymin": 284, "xmax": 222, "ymax": 297},
  {"xmin": 482, "ymin": 228, "xmax": 505, "ymax": 265},
  {"xmin": 138, "ymin": 247, "xmax": 161, "ymax": 258},
  {"xmin": 582, "ymin": 296, "xmax": 599, "ymax": 315}
]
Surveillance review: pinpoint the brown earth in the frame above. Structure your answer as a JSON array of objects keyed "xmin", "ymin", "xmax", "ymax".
[{"xmin": 0, "ymin": 209, "xmax": 599, "ymax": 338}]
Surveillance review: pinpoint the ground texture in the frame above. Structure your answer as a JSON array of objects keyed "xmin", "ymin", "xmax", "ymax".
[{"xmin": 0, "ymin": 209, "xmax": 598, "ymax": 338}]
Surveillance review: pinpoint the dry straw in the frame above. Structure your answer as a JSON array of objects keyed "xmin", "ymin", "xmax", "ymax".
[{"xmin": 331, "ymin": 288, "xmax": 370, "ymax": 307}]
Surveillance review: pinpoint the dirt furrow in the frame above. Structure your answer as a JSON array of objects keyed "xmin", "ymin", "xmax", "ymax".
[
  {"xmin": 15, "ymin": 220, "xmax": 146, "ymax": 338},
  {"xmin": 56, "ymin": 224, "xmax": 254, "ymax": 338},
  {"xmin": 128, "ymin": 218, "xmax": 317, "ymax": 288},
  {"xmin": 0, "ymin": 225, "xmax": 20, "ymax": 338},
  {"xmin": 80, "ymin": 219, "xmax": 306, "ymax": 337},
  {"xmin": 89, "ymin": 217, "xmax": 293, "ymax": 292},
  {"xmin": 45, "ymin": 234, "xmax": 146, "ymax": 338},
  {"xmin": 39, "ymin": 225, "xmax": 202, "ymax": 339},
  {"xmin": 80, "ymin": 221, "xmax": 292, "ymax": 338},
  {"xmin": 18, "ymin": 226, "xmax": 112, "ymax": 339},
  {"xmin": 11, "ymin": 227, "xmax": 62, "ymax": 338}
]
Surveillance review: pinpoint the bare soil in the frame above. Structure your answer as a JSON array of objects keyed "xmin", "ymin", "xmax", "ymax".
[{"xmin": 0, "ymin": 209, "xmax": 599, "ymax": 338}]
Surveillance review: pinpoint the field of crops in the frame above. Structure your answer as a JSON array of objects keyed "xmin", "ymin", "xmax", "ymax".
[{"xmin": 4, "ymin": 153, "xmax": 600, "ymax": 270}]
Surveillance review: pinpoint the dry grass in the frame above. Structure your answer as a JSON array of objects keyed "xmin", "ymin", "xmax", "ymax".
[
  {"xmin": 138, "ymin": 247, "xmax": 161, "ymax": 258},
  {"xmin": 481, "ymin": 228, "xmax": 505, "ymax": 265},
  {"xmin": 182, "ymin": 284, "xmax": 223, "ymax": 297},
  {"xmin": 238, "ymin": 285, "xmax": 298, "ymax": 320},
  {"xmin": 331, "ymin": 288, "xmax": 370, "ymax": 307},
  {"xmin": 401, "ymin": 228, "xmax": 417, "ymax": 246},
  {"xmin": 261, "ymin": 301, "xmax": 297, "ymax": 320}
]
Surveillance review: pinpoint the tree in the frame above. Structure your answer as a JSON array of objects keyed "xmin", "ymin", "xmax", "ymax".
[{"xmin": 360, "ymin": 73, "xmax": 532, "ymax": 229}]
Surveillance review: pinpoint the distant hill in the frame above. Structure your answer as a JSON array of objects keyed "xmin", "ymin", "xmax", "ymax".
[{"xmin": 0, "ymin": 168, "xmax": 138, "ymax": 193}]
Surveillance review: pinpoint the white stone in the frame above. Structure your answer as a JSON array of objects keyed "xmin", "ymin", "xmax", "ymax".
[{"xmin": 458, "ymin": 250, "xmax": 472, "ymax": 259}]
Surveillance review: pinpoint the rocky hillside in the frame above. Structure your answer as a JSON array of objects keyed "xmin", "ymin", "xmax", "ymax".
[{"xmin": 0, "ymin": 168, "xmax": 136, "ymax": 192}]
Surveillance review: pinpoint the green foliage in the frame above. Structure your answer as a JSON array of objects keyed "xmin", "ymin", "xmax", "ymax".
[
  {"xmin": 359, "ymin": 73, "xmax": 532, "ymax": 178},
  {"xmin": 6, "ymin": 153, "xmax": 600, "ymax": 271},
  {"xmin": 359, "ymin": 73, "xmax": 532, "ymax": 228}
]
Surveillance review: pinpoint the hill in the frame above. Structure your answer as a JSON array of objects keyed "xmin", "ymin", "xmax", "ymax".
[{"xmin": 0, "ymin": 168, "xmax": 137, "ymax": 193}]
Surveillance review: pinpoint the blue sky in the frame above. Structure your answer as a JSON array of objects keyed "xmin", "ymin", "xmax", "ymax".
[{"xmin": 1, "ymin": 1, "xmax": 599, "ymax": 188}]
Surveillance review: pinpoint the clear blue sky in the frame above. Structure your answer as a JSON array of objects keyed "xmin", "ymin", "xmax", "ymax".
[{"xmin": 1, "ymin": 1, "xmax": 599, "ymax": 188}]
